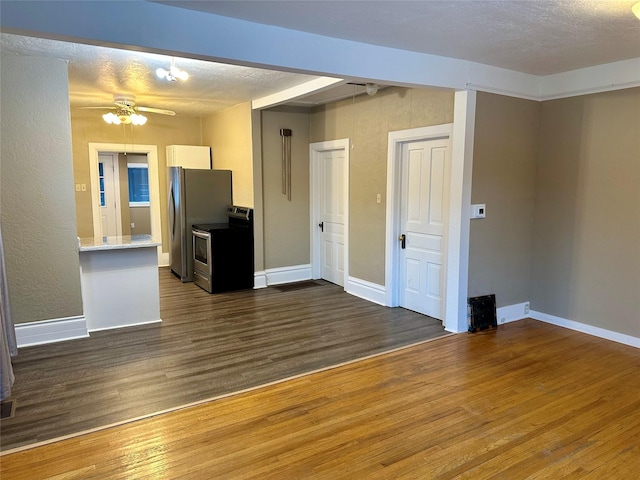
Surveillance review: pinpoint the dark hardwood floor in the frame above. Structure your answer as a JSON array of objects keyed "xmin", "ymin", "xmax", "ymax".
[{"xmin": 0, "ymin": 268, "xmax": 447, "ymax": 451}]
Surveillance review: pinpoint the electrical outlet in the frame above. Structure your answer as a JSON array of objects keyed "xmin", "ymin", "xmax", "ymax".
[
  {"xmin": 130, "ymin": 223, "xmax": 135, "ymax": 229},
  {"xmin": 81, "ymin": 184, "xmax": 87, "ymax": 192},
  {"xmin": 75, "ymin": 184, "xmax": 81, "ymax": 192},
  {"xmin": 376, "ymin": 194, "xmax": 381, "ymax": 204},
  {"xmin": 524, "ymin": 302, "xmax": 530, "ymax": 315},
  {"xmin": 500, "ymin": 317, "xmax": 506, "ymax": 324}
]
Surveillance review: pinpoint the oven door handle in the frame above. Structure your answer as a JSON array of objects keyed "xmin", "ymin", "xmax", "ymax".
[{"xmin": 192, "ymin": 230, "xmax": 210, "ymax": 240}]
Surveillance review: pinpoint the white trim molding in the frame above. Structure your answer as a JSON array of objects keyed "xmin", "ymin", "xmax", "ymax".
[
  {"xmin": 496, "ymin": 302, "xmax": 530, "ymax": 325},
  {"xmin": 265, "ymin": 264, "xmax": 312, "ymax": 286},
  {"xmin": 15, "ymin": 316, "xmax": 89, "ymax": 348},
  {"xmin": 254, "ymin": 271, "xmax": 268, "ymax": 289},
  {"xmin": 346, "ymin": 277, "xmax": 386, "ymax": 306},
  {"xmin": 530, "ymin": 310, "xmax": 640, "ymax": 349}
]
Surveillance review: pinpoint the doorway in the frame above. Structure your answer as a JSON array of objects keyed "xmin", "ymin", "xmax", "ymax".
[
  {"xmin": 310, "ymin": 138, "xmax": 350, "ymax": 287},
  {"xmin": 385, "ymin": 124, "xmax": 453, "ymax": 323},
  {"xmin": 88, "ymin": 143, "xmax": 163, "ymax": 264}
]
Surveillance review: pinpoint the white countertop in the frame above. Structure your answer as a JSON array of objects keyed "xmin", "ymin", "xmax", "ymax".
[{"xmin": 79, "ymin": 235, "xmax": 161, "ymax": 252}]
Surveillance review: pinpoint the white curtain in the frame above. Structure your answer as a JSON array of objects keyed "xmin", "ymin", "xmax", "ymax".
[{"xmin": 0, "ymin": 222, "xmax": 17, "ymax": 401}]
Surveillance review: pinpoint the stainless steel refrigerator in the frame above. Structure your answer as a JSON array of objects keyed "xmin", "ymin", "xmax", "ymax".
[{"xmin": 168, "ymin": 167, "xmax": 232, "ymax": 282}]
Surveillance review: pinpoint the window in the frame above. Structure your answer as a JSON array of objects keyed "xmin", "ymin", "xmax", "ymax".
[
  {"xmin": 128, "ymin": 163, "xmax": 150, "ymax": 207},
  {"xmin": 99, "ymin": 162, "xmax": 106, "ymax": 207}
]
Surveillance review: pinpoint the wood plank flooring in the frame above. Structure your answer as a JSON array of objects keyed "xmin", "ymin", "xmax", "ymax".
[
  {"xmin": 1, "ymin": 319, "xmax": 638, "ymax": 479},
  {"xmin": 0, "ymin": 268, "xmax": 447, "ymax": 451}
]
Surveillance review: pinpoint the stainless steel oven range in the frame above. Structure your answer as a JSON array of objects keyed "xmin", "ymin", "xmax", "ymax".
[{"xmin": 192, "ymin": 206, "xmax": 254, "ymax": 293}]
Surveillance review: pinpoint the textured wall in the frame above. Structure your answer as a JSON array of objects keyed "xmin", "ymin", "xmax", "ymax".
[
  {"xmin": 261, "ymin": 108, "xmax": 311, "ymax": 269},
  {"xmin": 0, "ymin": 55, "xmax": 83, "ymax": 324},
  {"xmin": 532, "ymin": 88, "xmax": 640, "ymax": 337},
  {"xmin": 201, "ymin": 102, "xmax": 254, "ymax": 208},
  {"xmin": 310, "ymin": 87, "xmax": 454, "ymax": 285},
  {"xmin": 468, "ymin": 92, "xmax": 540, "ymax": 307}
]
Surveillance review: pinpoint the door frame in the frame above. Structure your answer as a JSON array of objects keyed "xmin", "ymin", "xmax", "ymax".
[
  {"xmin": 89, "ymin": 143, "xmax": 162, "ymax": 263},
  {"xmin": 309, "ymin": 138, "xmax": 350, "ymax": 286},
  {"xmin": 386, "ymin": 91, "xmax": 476, "ymax": 334}
]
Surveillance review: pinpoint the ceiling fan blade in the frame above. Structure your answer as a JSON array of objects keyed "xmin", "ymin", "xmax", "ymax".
[
  {"xmin": 136, "ymin": 106, "xmax": 176, "ymax": 116},
  {"xmin": 77, "ymin": 106, "xmax": 115, "ymax": 110}
]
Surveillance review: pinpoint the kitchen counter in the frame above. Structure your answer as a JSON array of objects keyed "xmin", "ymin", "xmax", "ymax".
[
  {"xmin": 79, "ymin": 234, "xmax": 161, "ymax": 252},
  {"xmin": 79, "ymin": 235, "xmax": 162, "ymax": 331}
]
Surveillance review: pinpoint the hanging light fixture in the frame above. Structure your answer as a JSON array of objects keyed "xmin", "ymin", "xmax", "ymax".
[
  {"xmin": 633, "ymin": 2, "xmax": 640, "ymax": 20},
  {"xmin": 156, "ymin": 57, "xmax": 189, "ymax": 82},
  {"xmin": 102, "ymin": 109, "xmax": 147, "ymax": 125}
]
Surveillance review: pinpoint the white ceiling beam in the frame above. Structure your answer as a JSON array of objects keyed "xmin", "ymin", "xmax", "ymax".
[{"xmin": 252, "ymin": 77, "xmax": 345, "ymax": 110}]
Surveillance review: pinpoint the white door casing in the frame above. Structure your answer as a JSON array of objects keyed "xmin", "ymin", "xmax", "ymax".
[
  {"xmin": 385, "ymin": 124, "xmax": 455, "ymax": 325},
  {"xmin": 398, "ymin": 138, "xmax": 450, "ymax": 319},
  {"xmin": 89, "ymin": 143, "xmax": 163, "ymax": 264},
  {"xmin": 98, "ymin": 153, "xmax": 121, "ymax": 237},
  {"xmin": 310, "ymin": 139, "xmax": 349, "ymax": 287}
]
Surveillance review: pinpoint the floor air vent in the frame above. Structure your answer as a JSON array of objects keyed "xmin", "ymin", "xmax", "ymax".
[
  {"xmin": 468, "ymin": 294, "xmax": 497, "ymax": 333},
  {"xmin": 1, "ymin": 399, "xmax": 15, "ymax": 419}
]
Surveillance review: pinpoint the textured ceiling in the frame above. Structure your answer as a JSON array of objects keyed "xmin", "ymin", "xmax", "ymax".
[
  {"xmin": 1, "ymin": 1, "xmax": 639, "ymax": 118},
  {"xmin": 160, "ymin": 0, "xmax": 640, "ymax": 75},
  {"xmin": 0, "ymin": 33, "xmax": 324, "ymax": 117}
]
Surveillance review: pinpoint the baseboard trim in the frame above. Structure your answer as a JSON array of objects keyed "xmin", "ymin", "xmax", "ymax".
[
  {"xmin": 253, "ymin": 271, "xmax": 268, "ymax": 289},
  {"xmin": 15, "ymin": 316, "xmax": 89, "ymax": 348},
  {"xmin": 530, "ymin": 310, "xmax": 640, "ymax": 349},
  {"xmin": 158, "ymin": 252, "xmax": 169, "ymax": 267},
  {"xmin": 88, "ymin": 319, "xmax": 162, "ymax": 333},
  {"xmin": 497, "ymin": 302, "xmax": 530, "ymax": 325},
  {"xmin": 346, "ymin": 276, "xmax": 386, "ymax": 306},
  {"xmin": 265, "ymin": 264, "xmax": 311, "ymax": 286}
]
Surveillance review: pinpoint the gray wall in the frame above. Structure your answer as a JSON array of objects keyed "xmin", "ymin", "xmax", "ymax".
[
  {"xmin": 261, "ymin": 108, "xmax": 311, "ymax": 269},
  {"xmin": 468, "ymin": 92, "xmax": 540, "ymax": 307},
  {"xmin": 531, "ymin": 88, "xmax": 640, "ymax": 337},
  {"xmin": 0, "ymin": 55, "xmax": 83, "ymax": 324},
  {"xmin": 310, "ymin": 87, "xmax": 455, "ymax": 285}
]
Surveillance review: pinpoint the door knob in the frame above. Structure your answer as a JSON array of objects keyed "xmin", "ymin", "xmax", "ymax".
[{"xmin": 399, "ymin": 234, "xmax": 406, "ymax": 249}]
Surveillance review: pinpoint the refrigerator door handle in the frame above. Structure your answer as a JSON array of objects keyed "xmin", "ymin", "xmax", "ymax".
[{"xmin": 170, "ymin": 186, "xmax": 176, "ymax": 239}]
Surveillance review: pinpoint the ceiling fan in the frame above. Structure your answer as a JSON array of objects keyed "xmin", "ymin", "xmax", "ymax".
[{"xmin": 86, "ymin": 94, "xmax": 176, "ymax": 125}]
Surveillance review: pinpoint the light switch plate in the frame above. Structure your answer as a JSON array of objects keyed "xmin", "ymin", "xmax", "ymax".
[{"xmin": 471, "ymin": 204, "xmax": 486, "ymax": 219}]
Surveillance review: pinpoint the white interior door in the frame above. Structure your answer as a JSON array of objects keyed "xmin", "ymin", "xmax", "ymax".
[
  {"xmin": 399, "ymin": 138, "xmax": 450, "ymax": 319},
  {"xmin": 319, "ymin": 149, "xmax": 346, "ymax": 286},
  {"xmin": 98, "ymin": 153, "xmax": 121, "ymax": 237}
]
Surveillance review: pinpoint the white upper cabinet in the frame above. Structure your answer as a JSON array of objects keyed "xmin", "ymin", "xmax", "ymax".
[{"xmin": 166, "ymin": 145, "xmax": 211, "ymax": 169}]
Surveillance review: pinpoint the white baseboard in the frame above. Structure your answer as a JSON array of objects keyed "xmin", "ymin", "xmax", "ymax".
[
  {"xmin": 158, "ymin": 252, "xmax": 170, "ymax": 267},
  {"xmin": 254, "ymin": 271, "xmax": 268, "ymax": 289},
  {"xmin": 346, "ymin": 276, "xmax": 386, "ymax": 306},
  {"xmin": 530, "ymin": 310, "xmax": 640, "ymax": 349},
  {"xmin": 497, "ymin": 302, "xmax": 530, "ymax": 325},
  {"xmin": 265, "ymin": 264, "xmax": 311, "ymax": 285},
  {"xmin": 88, "ymin": 318, "xmax": 162, "ymax": 333},
  {"xmin": 15, "ymin": 315, "xmax": 89, "ymax": 348}
]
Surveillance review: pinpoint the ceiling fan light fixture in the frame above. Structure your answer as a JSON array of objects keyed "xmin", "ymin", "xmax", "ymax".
[
  {"xmin": 633, "ymin": 2, "xmax": 640, "ymax": 20},
  {"xmin": 157, "ymin": 58, "xmax": 189, "ymax": 82},
  {"xmin": 102, "ymin": 112, "xmax": 121, "ymax": 125},
  {"xmin": 102, "ymin": 111, "xmax": 147, "ymax": 126}
]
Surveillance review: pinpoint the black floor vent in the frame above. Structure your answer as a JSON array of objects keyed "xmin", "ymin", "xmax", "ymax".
[
  {"xmin": 468, "ymin": 294, "xmax": 497, "ymax": 333},
  {"xmin": 1, "ymin": 400, "xmax": 15, "ymax": 419}
]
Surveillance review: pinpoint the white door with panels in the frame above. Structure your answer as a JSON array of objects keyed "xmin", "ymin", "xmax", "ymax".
[
  {"xmin": 398, "ymin": 138, "xmax": 450, "ymax": 320},
  {"xmin": 319, "ymin": 148, "xmax": 346, "ymax": 286},
  {"xmin": 98, "ymin": 153, "xmax": 121, "ymax": 237}
]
